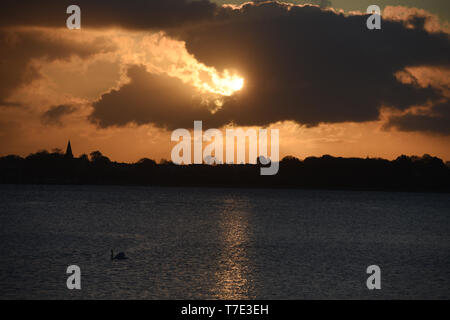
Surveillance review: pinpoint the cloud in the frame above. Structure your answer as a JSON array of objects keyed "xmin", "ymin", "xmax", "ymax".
[
  {"xmin": 385, "ymin": 100, "xmax": 450, "ymax": 135},
  {"xmin": 0, "ymin": 0, "xmax": 217, "ymax": 30},
  {"xmin": 0, "ymin": 28, "xmax": 115, "ymax": 105},
  {"xmin": 172, "ymin": 3, "xmax": 449, "ymax": 130},
  {"xmin": 383, "ymin": 5, "xmax": 450, "ymax": 33},
  {"xmin": 89, "ymin": 2, "xmax": 449, "ymax": 134},
  {"xmin": 41, "ymin": 104, "xmax": 77, "ymax": 126},
  {"xmin": 89, "ymin": 65, "xmax": 213, "ymax": 129}
]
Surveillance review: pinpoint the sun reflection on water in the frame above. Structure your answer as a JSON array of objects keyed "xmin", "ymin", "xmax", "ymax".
[{"xmin": 212, "ymin": 198, "xmax": 254, "ymax": 299}]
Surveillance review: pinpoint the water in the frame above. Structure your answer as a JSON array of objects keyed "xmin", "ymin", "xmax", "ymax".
[{"xmin": 0, "ymin": 185, "xmax": 449, "ymax": 299}]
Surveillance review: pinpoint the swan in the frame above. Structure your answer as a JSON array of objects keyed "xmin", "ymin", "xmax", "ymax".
[{"xmin": 111, "ymin": 250, "xmax": 128, "ymax": 261}]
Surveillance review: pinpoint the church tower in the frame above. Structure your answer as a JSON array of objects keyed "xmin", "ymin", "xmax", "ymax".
[{"xmin": 65, "ymin": 140, "xmax": 73, "ymax": 158}]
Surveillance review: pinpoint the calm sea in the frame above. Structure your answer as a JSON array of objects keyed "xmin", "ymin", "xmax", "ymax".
[{"xmin": 0, "ymin": 185, "xmax": 449, "ymax": 299}]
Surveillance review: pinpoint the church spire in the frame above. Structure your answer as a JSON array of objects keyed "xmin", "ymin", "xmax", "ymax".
[{"xmin": 65, "ymin": 140, "xmax": 73, "ymax": 158}]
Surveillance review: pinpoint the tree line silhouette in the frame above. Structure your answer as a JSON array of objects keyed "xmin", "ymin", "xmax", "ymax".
[{"xmin": 1, "ymin": 148, "xmax": 449, "ymax": 192}]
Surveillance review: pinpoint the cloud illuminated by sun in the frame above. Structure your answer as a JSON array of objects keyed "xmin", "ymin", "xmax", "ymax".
[
  {"xmin": 203, "ymin": 70, "xmax": 244, "ymax": 96},
  {"xmin": 113, "ymin": 32, "xmax": 245, "ymax": 106}
]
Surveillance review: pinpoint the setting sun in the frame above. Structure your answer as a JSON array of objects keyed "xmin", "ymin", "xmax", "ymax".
[
  {"xmin": 230, "ymin": 77, "xmax": 244, "ymax": 91},
  {"xmin": 204, "ymin": 70, "xmax": 245, "ymax": 96}
]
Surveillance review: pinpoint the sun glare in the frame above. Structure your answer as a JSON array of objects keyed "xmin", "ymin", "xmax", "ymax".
[
  {"xmin": 230, "ymin": 78, "xmax": 245, "ymax": 91},
  {"xmin": 125, "ymin": 33, "xmax": 244, "ymax": 106},
  {"xmin": 203, "ymin": 70, "xmax": 245, "ymax": 96}
]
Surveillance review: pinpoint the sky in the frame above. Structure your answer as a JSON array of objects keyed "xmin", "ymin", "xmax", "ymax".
[{"xmin": 0, "ymin": 0, "xmax": 449, "ymax": 162}]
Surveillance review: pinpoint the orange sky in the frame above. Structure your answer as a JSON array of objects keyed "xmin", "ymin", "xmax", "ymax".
[{"xmin": 0, "ymin": 3, "xmax": 449, "ymax": 162}]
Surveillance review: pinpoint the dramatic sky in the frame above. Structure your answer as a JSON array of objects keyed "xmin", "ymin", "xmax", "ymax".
[{"xmin": 0, "ymin": 0, "xmax": 449, "ymax": 162}]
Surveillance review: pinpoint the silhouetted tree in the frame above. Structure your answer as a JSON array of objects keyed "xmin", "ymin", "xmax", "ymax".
[
  {"xmin": 90, "ymin": 151, "xmax": 110, "ymax": 164},
  {"xmin": 137, "ymin": 158, "xmax": 157, "ymax": 167},
  {"xmin": 1, "ymin": 150, "xmax": 449, "ymax": 191},
  {"xmin": 79, "ymin": 154, "xmax": 89, "ymax": 162}
]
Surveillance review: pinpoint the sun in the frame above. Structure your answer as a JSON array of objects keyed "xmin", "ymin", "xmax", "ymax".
[
  {"xmin": 196, "ymin": 71, "xmax": 244, "ymax": 112},
  {"xmin": 208, "ymin": 71, "xmax": 245, "ymax": 96},
  {"xmin": 230, "ymin": 78, "xmax": 244, "ymax": 91}
]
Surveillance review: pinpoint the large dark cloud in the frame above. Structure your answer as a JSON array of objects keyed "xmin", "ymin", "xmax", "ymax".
[
  {"xmin": 0, "ymin": 0, "xmax": 217, "ymax": 30},
  {"xmin": 173, "ymin": 3, "xmax": 449, "ymax": 127},
  {"xmin": 385, "ymin": 100, "xmax": 450, "ymax": 135},
  {"xmin": 88, "ymin": 2, "xmax": 450, "ymax": 133},
  {"xmin": 89, "ymin": 65, "xmax": 213, "ymax": 129},
  {"xmin": 0, "ymin": 29, "xmax": 115, "ymax": 104}
]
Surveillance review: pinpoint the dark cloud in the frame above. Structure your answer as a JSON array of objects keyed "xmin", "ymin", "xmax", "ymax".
[
  {"xmin": 41, "ymin": 104, "xmax": 77, "ymax": 126},
  {"xmin": 171, "ymin": 3, "xmax": 449, "ymax": 130},
  {"xmin": 0, "ymin": 29, "xmax": 115, "ymax": 104},
  {"xmin": 89, "ymin": 65, "xmax": 212, "ymax": 129},
  {"xmin": 385, "ymin": 101, "xmax": 450, "ymax": 135},
  {"xmin": 89, "ymin": 3, "xmax": 450, "ymax": 134},
  {"xmin": 0, "ymin": 0, "xmax": 217, "ymax": 30}
]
